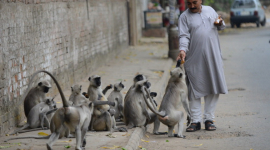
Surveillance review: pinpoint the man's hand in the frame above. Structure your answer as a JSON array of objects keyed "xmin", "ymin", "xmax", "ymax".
[
  {"xmin": 176, "ymin": 50, "xmax": 186, "ymax": 61},
  {"xmin": 214, "ymin": 17, "xmax": 223, "ymax": 26}
]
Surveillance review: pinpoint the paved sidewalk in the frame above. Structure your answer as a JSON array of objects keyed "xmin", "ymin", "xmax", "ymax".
[{"xmin": 0, "ymin": 37, "xmax": 174, "ymax": 150}]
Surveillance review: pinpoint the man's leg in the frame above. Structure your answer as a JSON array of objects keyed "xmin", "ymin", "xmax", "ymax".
[
  {"xmin": 203, "ymin": 94, "xmax": 219, "ymax": 122},
  {"xmin": 203, "ymin": 94, "xmax": 219, "ymax": 130},
  {"xmin": 189, "ymin": 92, "xmax": 202, "ymax": 123},
  {"xmin": 186, "ymin": 89, "xmax": 202, "ymax": 131}
]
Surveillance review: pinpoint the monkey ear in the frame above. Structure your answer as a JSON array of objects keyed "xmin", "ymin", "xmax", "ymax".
[
  {"xmin": 179, "ymin": 73, "xmax": 183, "ymax": 78},
  {"xmin": 46, "ymin": 99, "xmax": 50, "ymax": 103},
  {"xmin": 80, "ymin": 85, "xmax": 82, "ymax": 90},
  {"xmin": 38, "ymin": 82, "xmax": 42, "ymax": 86},
  {"xmin": 88, "ymin": 77, "xmax": 91, "ymax": 81},
  {"xmin": 170, "ymin": 71, "xmax": 172, "ymax": 76},
  {"xmin": 71, "ymin": 87, "xmax": 73, "ymax": 91}
]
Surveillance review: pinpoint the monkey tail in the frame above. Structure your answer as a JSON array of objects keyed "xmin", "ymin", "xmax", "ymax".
[
  {"xmin": 29, "ymin": 70, "xmax": 70, "ymax": 107},
  {"xmin": 4, "ymin": 135, "xmax": 50, "ymax": 142},
  {"xmin": 142, "ymin": 86, "xmax": 166, "ymax": 117}
]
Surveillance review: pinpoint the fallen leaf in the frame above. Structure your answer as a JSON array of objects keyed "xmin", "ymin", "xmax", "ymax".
[
  {"xmin": 195, "ymin": 144, "xmax": 203, "ymax": 146},
  {"xmin": 0, "ymin": 146, "xmax": 12, "ymax": 149},
  {"xmin": 141, "ymin": 139, "xmax": 149, "ymax": 143},
  {"xmin": 122, "ymin": 133, "xmax": 130, "ymax": 136},
  {"xmin": 101, "ymin": 145, "xmax": 121, "ymax": 149},
  {"xmin": 64, "ymin": 145, "xmax": 71, "ymax": 148},
  {"xmin": 166, "ymin": 140, "xmax": 169, "ymax": 142},
  {"xmin": 56, "ymin": 102, "xmax": 62, "ymax": 104},
  {"xmin": 106, "ymin": 133, "xmax": 116, "ymax": 138},
  {"xmin": 5, "ymin": 134, "xmax": 9, "ymax": 136},
  {"xmin": 149, "ymin": 53, "xmax": 154, "ymax": 55},
  {"xmin": 145, "ymin": 134, "xmax": 149, "ymax": 138},
  {"xmin": 60, "ymin": 139, "xmax": 72, "ymax": 143},
  {"xmin": 38, "ymin": 132, "xmax": 49, "ymax": 136}
]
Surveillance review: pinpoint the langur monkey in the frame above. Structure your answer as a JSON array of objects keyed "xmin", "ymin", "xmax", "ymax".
[
  {"xmin": 123, "ymin": 79, "xmax": 155, "ymax": 129},
  {"xmin": 23, "ymin": 80, "xmax": 52, "ymax": 117},
  {"xmin": 88, "ymin": 75, "xmax": 126, "ymax": 132},
  {"xmin": 5, "ymin": 75, "xmax": 115, "ymax": 146},
  {"xmin": 69, "ymin": 84, "xmax": 89, "ymax": 106},
  {"xmin": 142, "ymin": 60, "xmax": 191, "ymax": 138},
  {"xmin": 10, "ymin": 97, "xmax": 57, "ymax": 135},
  {"xmin": 9, "ymin": 70, "xmax": 113, "ymax": 150},
  {"xmin": 107, "ymin": 82, "xmax": 125, "ymax": 122},
  {"xmin": 124, "ymin": 74, "xmax": 147, "ymax": 102}
]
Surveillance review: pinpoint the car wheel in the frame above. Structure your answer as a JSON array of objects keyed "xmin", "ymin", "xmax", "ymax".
[
  {"xmin": 261, "ymin": 17, "xmax": 266, "ymax": 26},
  {"xmin": 236, "ymin": 23, "xmax": 241, "ymax": 28},
  {"xmin": 231, "ymin": 22, "xmax": 235, "ymax": 28},
  {"xmin": 256, "ymin": 21, "xmax": 260, "ymax": 28}
]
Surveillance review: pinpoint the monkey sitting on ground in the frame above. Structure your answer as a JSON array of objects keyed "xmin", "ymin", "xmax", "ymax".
[
  {"xmin": 124, "ymin": 74, "xmax": 147, "ymax": 102},
  {"xmin": 107, "ymin": 82, "xmax": 125, "ymax": 122},
  {"xmin": 142, "ymin": 60, "xmax": 191, "ymax": 138},
  {"xmin": 23, "ymin": 80, "xmax": 52, "ymax": 117},
  {"xmin": 10, "ymin": 70, "xmax": 116, "ymax": 150},
  {"xmin": 123, "ymin": 79, "xmax": 162, "ymax": 129},
  {"xmin": 10, "ymin": 97, "xmax": 57, "ymax": 135},
  {"xmin": 88, "ymin": 75, "xmax": 127, "ymax": 132},
  {"xmin": 69, "ymin": 84, "xmax": 89, "ymax": 106}
]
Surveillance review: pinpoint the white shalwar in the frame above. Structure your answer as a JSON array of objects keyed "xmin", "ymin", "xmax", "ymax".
[{"xmin": 178, "ymin": 6, "xmax": 228, "ymax": 123}]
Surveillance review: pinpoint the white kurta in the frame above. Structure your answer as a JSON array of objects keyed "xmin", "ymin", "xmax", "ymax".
[{"xmin": 178, "ymin": 5, "xmax": 228, "ymax": 99}]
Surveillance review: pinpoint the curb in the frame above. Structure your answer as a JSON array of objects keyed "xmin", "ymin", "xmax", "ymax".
[
  {"xmin": 124, "ymin": 127, "xmax": 146, "ymax": 150},
  {"xmin": 123, "ymin": 58, "xmax": 174, "ymax": 150}
]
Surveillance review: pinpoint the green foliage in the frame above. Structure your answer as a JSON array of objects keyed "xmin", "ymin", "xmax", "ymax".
[{"xmin": 203, "ymin": 0, "xmax": 215, "ymax": 6}]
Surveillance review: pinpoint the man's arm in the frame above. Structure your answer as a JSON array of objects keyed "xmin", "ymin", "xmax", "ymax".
[{"xmin": 177, "ymin": 14, "xmax": 190, "ymax": 61}]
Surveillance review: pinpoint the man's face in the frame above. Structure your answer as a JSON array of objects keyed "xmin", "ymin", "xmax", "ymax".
[{"xmin": 187, "ymin": 0, "xmax": 202, "ymax": 13}]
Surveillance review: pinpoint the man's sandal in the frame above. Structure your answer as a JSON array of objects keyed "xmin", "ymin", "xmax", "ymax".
[
  {"xmin": 205, "ymin": 120, "xmax": 216, "ymax": 131},
  {"xmin": 186, "ymin": 122, "xmax": 201, "ymax": 132}
]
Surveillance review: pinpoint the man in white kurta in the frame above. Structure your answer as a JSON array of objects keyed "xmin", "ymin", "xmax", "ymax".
[{"xmin": 177, "ymin": 0, "xmax": 228, "ymax": 131}]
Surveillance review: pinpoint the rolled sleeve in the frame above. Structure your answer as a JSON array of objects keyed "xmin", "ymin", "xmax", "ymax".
[{"xmin": 178, "ymin": 15, "xmax": 190, "ymax": 52}]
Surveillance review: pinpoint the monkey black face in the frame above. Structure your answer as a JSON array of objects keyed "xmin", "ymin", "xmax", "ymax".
[
  {"xmin": 95, "ymin": 77, "xmax": 101, "ymax": 87},
  {"xmin": 44, "ymin": 86, "xmax": 50, "ymax": 93},
  {"xmin": 150, "ymin": 92, "xmax": 157, "ymax": 97},
  {"xmin": 144, "ymin": 81, "xmax": 151, "ymax": 89},
  {"xmin": 134, "ymin": 74, "xmax": 144, "ymax": 82},
  {"xmin": 46, "ymin": 98, "xmax": 56, "ymax": 108},
  {"xmin": 119, "ymin": 82, "xmax": 125, "ymax": 89}
]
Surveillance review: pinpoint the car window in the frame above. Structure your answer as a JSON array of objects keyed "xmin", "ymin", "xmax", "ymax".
[{"xmin": 232, "ymin": 0, "xmax": 255, "ymax": 8}]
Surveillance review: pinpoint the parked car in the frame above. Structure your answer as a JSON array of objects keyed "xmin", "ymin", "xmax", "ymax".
[{"xmin": 230, "ymin": 0, "xmax": 266, "ymax": 28}]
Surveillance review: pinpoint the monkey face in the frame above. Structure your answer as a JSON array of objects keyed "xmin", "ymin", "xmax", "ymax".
[
  {"xmin": 144, "ymin": 81, "xmax": 151, "ymax": 89},
  {"xmin": 44, "ymin": 86, "xmax": 50, "ymax": 93},
  {"xmin": 150, "ymin": 92, "xmax": 157, "ymax": 97},
  {"xmin": 46, "ymin": 97, "xmax": 57, "ymax": 108},
  {"xmin": 134, "ymin": 74, "xmax": 146, "ymax": 83},
  {"xmin": 38, "ymin": 80, "xmax": 51, "ymax": 93},
  {"xmin": 114, "ymin": 82, "xmax": 125, "ymax": 91},
  {"xmin": 89, "ymin": 75, "xmax": 101, "ymax": 87},
  {"xmin": 170, "ymin": 68, "xmax": 185, "ymax": 81},
  {"xmin": 94, "ymin": 77, "xmax": 101, "ymax": 87},
  {"xmin": 71, "ymin": 84, "xmax": 82, "ymax": 95}
]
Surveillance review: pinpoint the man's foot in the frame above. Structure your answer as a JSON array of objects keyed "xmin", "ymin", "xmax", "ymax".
[
  {"xmin": 205, "ymin": 120, "xmax": 216, "ymax": 131},
  {"xmin": 186, "ymin": 122, "xmax": 201, "ymax": 132}
]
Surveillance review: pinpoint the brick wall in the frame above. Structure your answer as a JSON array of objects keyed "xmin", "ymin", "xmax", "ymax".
[{"xmin": 0, "ymin": 0, "xmax": 130, "ymax": 135}]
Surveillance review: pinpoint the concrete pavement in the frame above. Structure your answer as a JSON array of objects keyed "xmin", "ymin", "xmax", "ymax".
[{"xmin": 0, "ymin": 37, "xmax": 174, "ymax": 150}]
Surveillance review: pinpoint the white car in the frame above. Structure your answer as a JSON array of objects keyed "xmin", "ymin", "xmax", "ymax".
[{"xmin": 230, "ymin": 0, "xmax": 266, "ymax": 28}]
